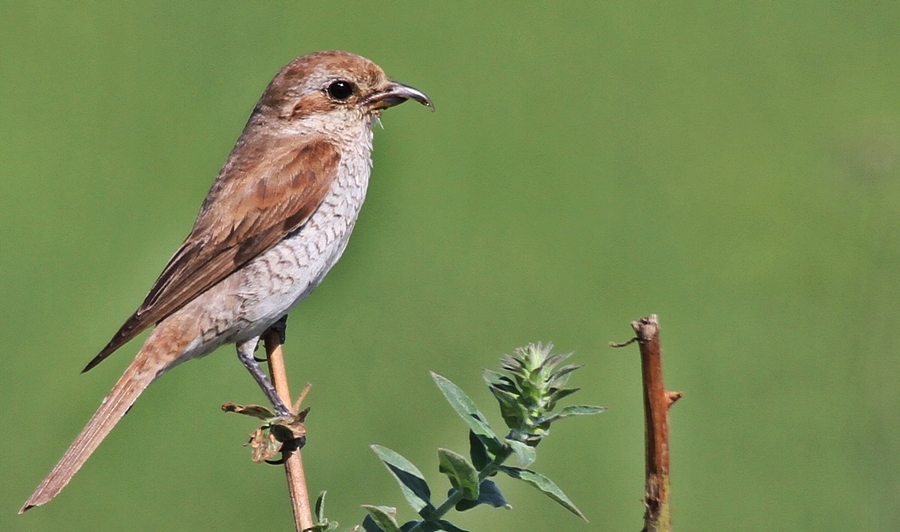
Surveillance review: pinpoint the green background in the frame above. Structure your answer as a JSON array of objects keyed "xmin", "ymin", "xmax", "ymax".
[{"xmin": 3, "ymin": 2, "xmax": 899, "ymax": 531}]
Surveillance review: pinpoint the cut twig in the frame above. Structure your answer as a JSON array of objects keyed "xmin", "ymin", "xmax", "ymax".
[
  {"xmin": 263, "ymin": 325, "xmax": 314, "ymax": 532},
  {"xmin": 612, "ymin": 314, "xmax": 681, "ymax": 532}
]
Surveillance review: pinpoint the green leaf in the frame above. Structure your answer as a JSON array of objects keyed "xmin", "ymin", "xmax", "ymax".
[
  {"xmin": 547, "ymin": 364, "xmax": 583, "ymax": 388},
  {"xmin": 431, "ymin": 372, "xmax": 503, "ymax": 454},
  {"xmin": 371, "ymin": 445, "xmax": 434, "ymax": 516},
  {"xmin": 482, "ymin": 370, "xmax": 518, "ymax": 394},
  {"xmin": 361, "ymin": 515, "xmax": 381, "ymax": 532},
  {"xmin": 454, "ymin": 479, "xmax": 510, "ymax": 511},
  {"xmin": 315, "ymin": 491, "xmax": 327, "ymax": 522},
  {"xmin": 541, "ymin": 405, "xmax": 607, "ymax": 425},
  {"xmin": 546, "ymin": 387, "xmax": 580, "ymax": 408},
  {"xmin": 307, "ymin": 493, "xmax": 340, "ymax": 532},
  {"xmin": 488, "ymin": 386, "xmax": 527, "ymax": 431},
  {"xmin": 435, "ymin": 520, "xmax": 471, "ymax": 531},
  {"xmin": 400, "ymin": 520, "xmax": 469, "ymax": 532},
  {"xmin": 310, "ymin": 490, "xmax": 339, "ymax": 531},
  {"xmin": 541, "ymin": 352, "xmax": 573, "ymax": 375},
  {"xmin": 437, "ymin": 448, "xmax": 479, "ymax": 500},
  {"xmin": 505, "ymin": 439, "xmax": 537, "ymax": 468},
  {"xmin": 361, "ymin": 505, "xmax": 402, "ymax": 532},
  {"xmin": 499, "ymin": 466, "xmax": 586, "ymax": 520},
  {"xmin": 468, "ymin": 430, "xmax": 490, "ymax": 471},
  {"xmin": 499, "ymin": 354, "xmax": 523, "ymax": 373}
]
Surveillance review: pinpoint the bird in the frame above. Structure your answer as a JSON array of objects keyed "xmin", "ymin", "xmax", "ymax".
[{"xmin": 20, "ymin": 50, "xmax": 432, "ymax": 513}]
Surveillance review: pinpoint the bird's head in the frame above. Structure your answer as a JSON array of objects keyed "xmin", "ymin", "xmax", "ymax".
[{"xmin": 257, "ymin": 50, "xmax": 432, "ymax": 125}]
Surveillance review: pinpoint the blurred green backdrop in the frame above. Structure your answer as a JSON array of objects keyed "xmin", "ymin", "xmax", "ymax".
[{"xmin": 3, "ymin": 2, "xmax": 899, "ymax": 531}]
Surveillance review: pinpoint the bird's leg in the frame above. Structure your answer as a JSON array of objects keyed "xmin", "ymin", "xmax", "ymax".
[
  {"xmin": 236, "ymin": 336, "xmax": 291, "ymax": 417},
  {"xmin": 254, "ymin": 315, "xmax": 288, "ymax": 362},
  {"xmin": 271, "ymin": 314, "xmax": 288, "ymax": 344}
]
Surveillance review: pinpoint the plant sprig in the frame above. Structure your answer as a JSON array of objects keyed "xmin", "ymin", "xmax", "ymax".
[{"xmin": 341, "ymin": 343, "xmax": 605, "ymax": 532}]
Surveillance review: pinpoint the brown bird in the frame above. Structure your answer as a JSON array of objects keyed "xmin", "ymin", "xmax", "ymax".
[{"xmin": 20, "ymin": 50, "xmax": 432, "ymax": 512}]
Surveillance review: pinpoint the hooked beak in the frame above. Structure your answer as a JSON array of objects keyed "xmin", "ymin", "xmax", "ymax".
[{"xmin": 365, "ymin": 82, "xmax": 434, "ymax": 111}]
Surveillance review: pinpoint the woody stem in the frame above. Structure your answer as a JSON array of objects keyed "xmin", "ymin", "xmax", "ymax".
[{"xmin": 263, "ymin": 319, "xmax": 314, "ymax": 532}]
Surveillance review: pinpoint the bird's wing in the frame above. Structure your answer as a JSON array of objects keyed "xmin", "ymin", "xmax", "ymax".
[{"xmin": 84, "ymin": 138, "xmax": 341, "ymax": 372}]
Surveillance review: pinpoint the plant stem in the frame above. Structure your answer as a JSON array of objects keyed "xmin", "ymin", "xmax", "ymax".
[
  {"xmin": 407, "ymin": 447, "xmax": 514, "ymax": 531},
  {"xmin": 264, "ymin": 325, "xmax": 314, "ymax": 532},
  {"xmin": 630, "ymin": 315, "xmax": 681, "ymax": 532}
]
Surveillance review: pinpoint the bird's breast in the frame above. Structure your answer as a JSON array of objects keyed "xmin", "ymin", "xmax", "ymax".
[
  {"xmin": 230, "ymin": 133, "xmax": 374, "ymax": 329},
  {"xmin": 174, "ymin": 124, "xmax": 376, "ymax": 355}
]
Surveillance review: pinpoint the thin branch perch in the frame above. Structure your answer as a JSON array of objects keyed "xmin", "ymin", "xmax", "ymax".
[
  {"xmin": 263, "ymin": 326, "xmax": 314, "ymax": 532},
  {"xmin": 612, "ymin": 314, "xmax": 681, "ymax": 532}
]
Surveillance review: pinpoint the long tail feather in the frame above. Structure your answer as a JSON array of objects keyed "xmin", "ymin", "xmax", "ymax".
[{"xmin": 20, "ymin": 347, "xmax": 166, "ymax": 513}]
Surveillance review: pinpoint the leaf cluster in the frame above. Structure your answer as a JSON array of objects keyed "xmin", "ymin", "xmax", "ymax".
[
  {"xmin": 334, "ymin": 343, "xmax": 605, "ymax": 531},
  {"xmin": 484, "ymin": 343, "xmax": 604, "ymax": 446}
]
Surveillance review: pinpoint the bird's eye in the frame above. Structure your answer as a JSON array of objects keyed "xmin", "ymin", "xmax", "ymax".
[{"xmin": 326, "ymin": 80, "xmax": 354, "ymax": 101}]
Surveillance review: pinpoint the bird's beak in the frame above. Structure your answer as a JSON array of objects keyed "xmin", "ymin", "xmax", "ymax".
[{"xmin": 365, "ymin": 82, "xmax": 434, "ymax": 111}]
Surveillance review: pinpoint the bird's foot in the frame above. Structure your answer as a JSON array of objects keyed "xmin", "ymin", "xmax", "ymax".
[{"xmin": 236, "ymin": 337, "xmax": 291, "ymax": 417}]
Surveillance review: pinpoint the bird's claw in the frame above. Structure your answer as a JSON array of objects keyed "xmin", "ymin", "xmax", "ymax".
[{"xmin": 263, "ymin": 434, "xmax": 306, "ymax": 466}]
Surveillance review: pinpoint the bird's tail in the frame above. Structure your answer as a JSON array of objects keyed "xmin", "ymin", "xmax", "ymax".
[{"xmin": 20, "ymin": 342, "xmax": 171, "ymax": 513}]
